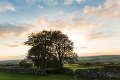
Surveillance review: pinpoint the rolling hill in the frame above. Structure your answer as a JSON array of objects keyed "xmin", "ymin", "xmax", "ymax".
[
  {"xmin": 78, "ymin": 55, "xmax": 120, "ymax": 63},
  {"xmin": 0, "ymin": 55, "xmax": 120, "ymax": 64},
  {"xmin": 0, "ymin": 60, "xmax": 21, "ymax": 64}
]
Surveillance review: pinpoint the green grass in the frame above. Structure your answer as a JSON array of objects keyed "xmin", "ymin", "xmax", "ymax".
[
  {"xmin": 0, "ymin": 72, "xmax": 119, "ymax": 80},
  {"xmin": 0, "ymin": 64, "xmax": 119, "ymax": 80},
  {"xmin": 64, "ymin": 64, "xmax": 102, "ymax": 71},
  {"xmin": 0, "ymin": 72, "xmax": 74, "ymax": 80}
]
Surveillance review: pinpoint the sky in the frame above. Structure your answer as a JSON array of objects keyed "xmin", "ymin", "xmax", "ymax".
[{"xmin": 0, "ymin": 0, "xmax": 120, "ymax": 60}]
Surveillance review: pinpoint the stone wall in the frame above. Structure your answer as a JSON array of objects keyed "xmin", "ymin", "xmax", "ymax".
[
  {"xmin": 0, "ymin": 67, "xmax": 46, "ymax": 75},
  {"xmin": 75, "ymin": 68, "xmax": 120, "ymax": 78}
]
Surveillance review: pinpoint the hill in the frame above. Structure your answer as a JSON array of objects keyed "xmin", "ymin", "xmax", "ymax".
[
  {"xmin": 0, "ymin": 60, "xmax": 21, "ymax": 64},
  {"xmin": 78, "ymin": 55, "xmax": 120, "ymax": 63},
  {"xmin": 0, "ymin": 55, "xmax": 120, "ymax": 64}
]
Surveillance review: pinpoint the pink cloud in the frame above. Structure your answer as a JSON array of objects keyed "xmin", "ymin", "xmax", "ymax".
[
  {"xmin": 78, "ymin": 51, "xmax": 120, "ymax": 57},
  {"xmin": 84, "ymin": 0, "xmax": 120, "ymax": 19}
]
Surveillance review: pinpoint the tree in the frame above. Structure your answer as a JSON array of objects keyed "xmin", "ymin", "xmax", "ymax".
[{"xmin": 25, "ymin": 30, "xmax": 77, "ymax": 69}]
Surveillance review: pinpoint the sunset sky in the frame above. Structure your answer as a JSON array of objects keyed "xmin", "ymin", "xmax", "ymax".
[{"xmin": 0, "ymin": 0, "xmax": 120, "ymax": 60}]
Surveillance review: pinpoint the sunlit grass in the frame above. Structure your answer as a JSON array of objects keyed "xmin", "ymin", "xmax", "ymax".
[{"xmin": 64, "ymin": 64, "xmax": 102, "ymax": 71}]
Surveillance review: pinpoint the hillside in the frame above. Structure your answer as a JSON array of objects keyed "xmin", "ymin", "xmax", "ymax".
[
  {"xmin": 0, "ymin": 60, "xmax": 21, "ymax": 64},
  {"xmin": 0, "ymin": 55, "xmax": 120, "ymax": 64},
  {"xmin": 78, "ymin": 55, "xmax": 120, "ymax": 63}
]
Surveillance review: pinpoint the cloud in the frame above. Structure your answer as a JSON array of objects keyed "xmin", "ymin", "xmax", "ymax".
[
  {"xmin": 84, "ymin": 0, "xmax": 120, "ymax": 19},
  {"xmin": 37, "ymin": 17, "xmax": 96, "ymax": 32},
  {"xmin": 47, "ymin": 10, "xmax": 97, "ymax": 31},
  {"xmin": 8, "ymin": 43, "xmax": 23, "ymax": 47},
  {"xmin": 85, "ymin": 24, "xmax": 120, "ymax": 41},
  {"xmin": 86, "ymin": 32, "xmax": 112, "ymax": 41},
  {"xmin": 64, "ymin": 0, "xmax": 73, "ymax": 6},
  {"xmin": 25, "ymin": 0, "xmax": 36, "ymax": 4},
  {"xmin": 75, "ymin": 0, "xmax": 84, "ymax": 4},
  {"xmin": 82, "ymin": 0, "xmax": 120, "ymax": 41},
  {"xmin": 78, "ymin": 51, "xmax": 120, "ymax": 56},
  {"xmin": 80, "ymin": 47, "xmax": 88, "ymax": 49},
  {"xmin": 43, "ymin": 0, "xmax": 58, "ymax": 6},
  {"xmin": 0, "ymin": 2, "xmax": 15, "ymax": 12},
  {"xmin": 0, "ymin": 55, "xmax": 25, "ymax": 60},
  {"xmin": 0, "ymin": 24, "xmax": 33, "ymax": 37},
  {"xmin": 8, "ymin": 44, "xmax": 20, "ymax": 47},
  {"xmin": 38, "ymin": 5, "xmax": 44, "ymax": 9}
]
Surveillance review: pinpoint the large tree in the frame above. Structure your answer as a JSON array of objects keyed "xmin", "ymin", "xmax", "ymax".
[{"xmin": 25, "ymin": 30, "xmax": 77, "ymax": 69}]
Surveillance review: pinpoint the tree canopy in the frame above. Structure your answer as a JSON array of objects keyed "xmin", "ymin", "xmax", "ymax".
[{"xmin": 25, "ymin": 30, "xmax": 77, "ymax": 69}]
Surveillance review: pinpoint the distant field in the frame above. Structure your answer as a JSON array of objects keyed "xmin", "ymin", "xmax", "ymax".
[
  {"xmin": 0, "ymin": 55, "xmax": 120, "ymax": 65},
  {"xmin": 78, "ymin": 55, "xmax": 120, "ymax": 63}
]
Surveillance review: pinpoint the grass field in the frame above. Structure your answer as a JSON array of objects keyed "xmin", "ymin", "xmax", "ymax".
[
  {"xmin": 0, "ymin": 72, "xmax": 74, "ymax": 80},
  {"xmin": 0, "ymin": 72, "xmax": 120, "ymax": 80},
  {"xmin": 64, "ymin": 64, "xmax": 102, "ymax": 71}
]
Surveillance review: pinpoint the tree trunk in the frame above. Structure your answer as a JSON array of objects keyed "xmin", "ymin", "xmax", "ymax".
[{"xmin": 59, "ymin": 58, "xmax": 63, "ymax": 69}]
